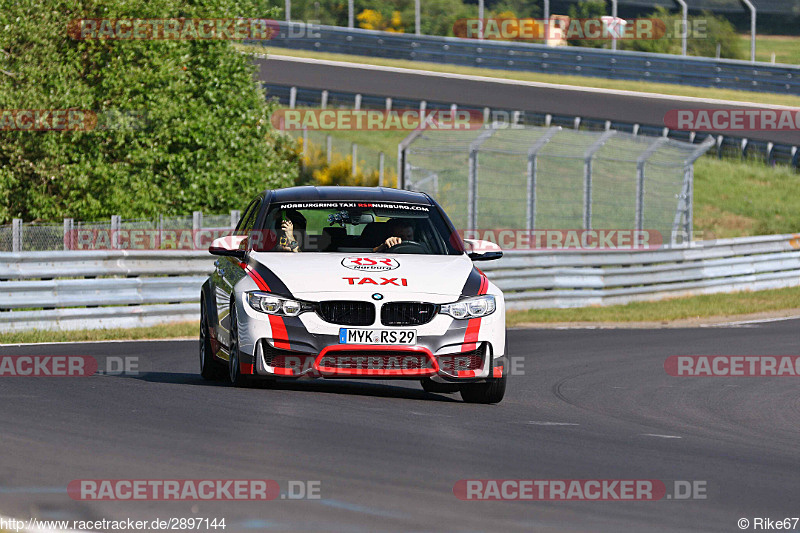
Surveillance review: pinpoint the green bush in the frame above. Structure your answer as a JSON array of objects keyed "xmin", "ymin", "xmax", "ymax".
[
  {"xmin": 566, "ymin": 0, "xmax": 608, "ymax": 49},
  {"xmin": 620, "ymin": 7, "xmax": 746, "ymax": 60},
  {"xmin": 0, "ymin": 0, "xmax": 298, "ymax": 223}
]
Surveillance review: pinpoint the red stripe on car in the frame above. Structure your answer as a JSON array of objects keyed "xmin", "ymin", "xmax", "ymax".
[
  {"xmin": 268, "ymin": 315, "xmax": 291, "ymax": 350},
  {"xmin": 477, "ymin": 269, "xmax": 488, "ymax": 295},
  {"xmin": 240, "ymin": 263, "xmax": 271, "ymax": 292},
  {"xmin": 462, "ymin": 318, "xmax": 481, "ymax": 352}
]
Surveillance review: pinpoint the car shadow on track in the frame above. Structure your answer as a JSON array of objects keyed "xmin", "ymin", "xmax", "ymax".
[{"xmin": 125, "ymin": 372, "xmax": 461, "ymax": 402}]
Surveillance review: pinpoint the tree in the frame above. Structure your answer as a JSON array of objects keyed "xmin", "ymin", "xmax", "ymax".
[
  {"xmin": 0, "ymin": 0, "xmax": 297, "ymax": 223},
  {"xmin": 567, "ymin": 0, "xmax": 607, "ymax": 48},
  {"xmin": 620, "ymin": 7, "xmax": 746, "ymax": 60}
]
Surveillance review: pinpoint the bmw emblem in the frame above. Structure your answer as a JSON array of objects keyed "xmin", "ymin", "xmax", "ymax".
[{"xmin": 372, "ymin": 293, "xmax": 384, "ymax": 301}]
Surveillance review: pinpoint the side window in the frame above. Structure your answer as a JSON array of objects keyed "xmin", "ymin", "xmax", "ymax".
[{"xmin": 234, "ymin": 198, "xmax": 259, "ymax": 235}]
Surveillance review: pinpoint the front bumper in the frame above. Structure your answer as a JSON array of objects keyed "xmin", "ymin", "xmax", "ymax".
[
  {"xmin": 236, "ymin": 295, "xmax": 506, "ymax": 382},
  {"xmin": 251, "ymin": 338, "xmax": 505, "ymax": 382}
]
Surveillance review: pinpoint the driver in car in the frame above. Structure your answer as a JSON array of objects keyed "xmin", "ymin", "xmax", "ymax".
[{"xmin": 372, "ymin": 219, "xmax": 414, "ymax": 253}]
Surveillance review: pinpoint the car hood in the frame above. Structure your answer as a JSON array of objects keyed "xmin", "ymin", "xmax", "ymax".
[{"xmin": 250, "ymin": 252, "xmax": 473, "ymax": 302}]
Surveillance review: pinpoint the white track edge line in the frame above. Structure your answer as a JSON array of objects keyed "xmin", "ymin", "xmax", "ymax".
[{"xmin": 265, "ymin": 54, "xmax": 800, "ymax": 111}]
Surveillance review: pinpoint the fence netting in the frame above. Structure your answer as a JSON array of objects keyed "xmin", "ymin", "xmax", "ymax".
[
  {"xmin": 403, "ymin": 125, "xmax": 711, "ymax": 245},
  {"xmin": 0, "ymin": 213, "xmax": 238, "ymax": 252}
]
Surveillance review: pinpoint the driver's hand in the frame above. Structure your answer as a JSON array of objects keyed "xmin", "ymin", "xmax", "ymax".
[
  {"xmin": 281, "ymin": 220, "xmax": 294, "ymax": 236},
  {"xmin": 384, "ymin": 236, "xmax": 402, "ymax": 248}
]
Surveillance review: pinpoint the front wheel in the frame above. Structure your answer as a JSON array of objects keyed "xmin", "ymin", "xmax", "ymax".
[
  {"xmin": 228, "ymin": 303, "xmax": 251, "ymax": 387},
  {"xmin": 200, "ymin": 297, "xmax": 225, "ymax": 380},
  {"xmin": 459, "ymin": 374, "xmax": 506, "ymax": 404}
]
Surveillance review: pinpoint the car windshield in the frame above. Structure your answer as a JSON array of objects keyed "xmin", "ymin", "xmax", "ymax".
[{"xmin": 255, "ymin": 200, "xmax": 463, "ymax": 255}]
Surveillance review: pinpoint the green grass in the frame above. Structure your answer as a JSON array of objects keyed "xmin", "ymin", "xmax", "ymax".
[
  {"xmin": 241, "ymin": 44, "xmax": 800, "ymax": 107},
  {"xmin": 3, "ymin": 288, "xmax": 800, "ymax": 342},
  {"xmin": 507, "ymin": 285, "xmax": 800, "ymax": 325},
  {"xmin": 0, "ymin": 322, "xmax": 197, "ymax": 345},
  {"xmin": 302, "ymin": 128, "xmax": 407, "ymax": 157},
  {"xmin": 291, "ymin": 122, "xmax": 800, "ymax": 239},
  {"xmin": 693, "ymin": 157, "xmax": 800, "ymax": 238},
  {"xmin": 748, "ymin": 34, "xmax": 800, "ymax": 64}
]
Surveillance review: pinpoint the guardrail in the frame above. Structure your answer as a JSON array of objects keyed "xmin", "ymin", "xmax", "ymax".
[
  {"xmin": 484, "ymin": 233, "xmax": 800, "ymax": 309},
  {"xmin": 0, "ymin": 251, "xmax": 214, "ymax": 332},
  {"xmin": 262, "ymin": 22, "xmax": 800, "ymax": 95},
  {"xmin": 264, "ymin": 83, "xmax": 800, "ymax": 167},
  {"xmin": 1, "ymin": 233, "xmax": 799, "ymax": 331}
]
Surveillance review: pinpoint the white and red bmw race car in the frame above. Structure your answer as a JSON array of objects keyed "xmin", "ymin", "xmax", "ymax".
[{"xmin": 200, "ymin": 186, "xmax": 507, "ymax": 403}]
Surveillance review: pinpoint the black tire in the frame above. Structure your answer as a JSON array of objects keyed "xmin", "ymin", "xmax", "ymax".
[
  {"xmin": 200, "ymin": 297, "xmax": 225, "ymax": 380},
  {"xmin": 420, "ymin": 378, "xmax": 460, "ymax": 394},
  {"xmin": 227, "ymin": 303, "xmax": 251, "ymax": 387},
  {"xmin": 459, "ymin": 374, "xmax": 507, "ymax": 404}
]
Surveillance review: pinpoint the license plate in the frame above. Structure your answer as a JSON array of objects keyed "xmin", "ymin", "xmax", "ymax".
[{"xmin": 339, "ymin": 328, "xmax": 416, "ymax": 345}]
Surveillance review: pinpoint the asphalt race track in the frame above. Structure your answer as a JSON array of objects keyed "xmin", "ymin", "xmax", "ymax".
[
  {"xmin": 2, "ymin": 320, "xmax": 800, "ymax": 532},
  {"xmin": 255, "ymin": 55, "xmax": 800, "ymax": 146}
]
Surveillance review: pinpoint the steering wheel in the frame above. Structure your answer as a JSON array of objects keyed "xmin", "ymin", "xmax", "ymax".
[{"xmin": 386, "ymin": 240, "xmax": 426, "ymax": 254}]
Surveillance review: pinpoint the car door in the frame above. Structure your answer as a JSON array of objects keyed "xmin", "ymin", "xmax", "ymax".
[{"xmin": 213, "ymin": 196, "xmax": 261, "ymax": 353}]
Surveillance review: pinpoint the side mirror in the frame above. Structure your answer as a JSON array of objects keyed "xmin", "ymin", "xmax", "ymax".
[
  {"xmin": 464, "ymin": 239, "xmax": 503, "ymax": 261},
  {"xmin": 209, "ymin": 236, "xmax": 247, "ymax": 260}
]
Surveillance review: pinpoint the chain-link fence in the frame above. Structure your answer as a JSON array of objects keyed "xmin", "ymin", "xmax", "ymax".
[
  {"xmin": 292, "ymin": 128, "xmax": 396, "ymax": 186},
  {"xmin": 0, "ymin": 211, "xmax": 240, "ymax": 252},
  {"xmin": 401, "ymin": 125, "xmax": 713, "ymax": 245}
]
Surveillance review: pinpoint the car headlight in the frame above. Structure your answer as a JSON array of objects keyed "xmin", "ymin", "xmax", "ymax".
[
  {"xmin": 439, "ymin": 295, "xmax": 496, "ymax": 319},
  {"xmin": 247, "ymin": 292, "xmax": 312, "ymax": 317}
]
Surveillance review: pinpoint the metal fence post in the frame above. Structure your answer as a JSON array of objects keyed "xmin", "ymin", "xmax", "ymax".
[
  {"xmin": 354, "ymin": 94, "xmax": 362, "ymax": 110},
  {"xmin": 351, "ymin": 143, "xmax": 357, "ymax": 177},
  {"xmin": 379, "ymin": 152, "xmax": 385, "ymax": 187},
  {"xmin": 526, "ymin": 126, "xmax": 561, "ymax": 231},
  {"xmin": 682, "ymin": 136, "xmax": 714, "ymax": 241},
  {"xmin": 193, "ymin": 211, "xmax": 202, "ymax": 232},
  {"xmin": 321, "ymin": 90, "xmax": 328, "ymax": 109},
  {"xmin": 467, "ymin": 150, "xmax": 478, "ymax": 230},
  {"xmin": 686, "ymin": 165, "xmax": 694, "ymax": 236},
  {"xmin": 635, "ymin": 137, "xmax": 668, "ymax": 232},
  {"xmin": 63, "ymin": 218, "xmax": 74, "ymax": 250},
  {"xmin": 110, "ymin": 215, "xmax": 121, "ymax": 249},
  {"xmin": 348, "ymin": 0, "xmax": 354, "ymax": 28},
  {"xmin": 289, "ymin": 87, "xmax": 297, "ymax": 109},
  {"xmin": 12, "ymin": 218, "xmax": 22, "ymax": 252},
  {"xmin": 468, "ymin": 127, "xmax": 496, "ymax": 230},
  {"xmin": 385, "ymin": 97, "xmax": 392, "ymax": 112},
  {"xmin": 302, "ymin": 127, "xmax": 308, "ymax": 170},
  {"xmin": 671, "ymin": 136, "xmax": 714, "ymax": 245},
  {"xmin": 396, "ymin": 114, "xmax": 433, "ymax": 190},
  {"xmin": 230, "ymin": 210, "xmax": 240, "ymax": 230},
  {"xmin": 583, "ymin": 130, "xmax": 616, "ymax": 230},
  {"xmin": 326, "ymin": 135, "xmax": 332, "ymax": 164}
]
